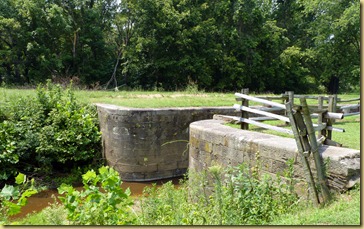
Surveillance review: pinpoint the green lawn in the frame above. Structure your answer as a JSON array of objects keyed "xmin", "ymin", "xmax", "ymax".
[
  {"xmin": 270, "ymin": 186, "xmax": 360, "ymax": 225},
  {"xmin": 1, "ymin": 88, "xmax": 236, "ymax": 108},
  {"xmin": 1, "ymin": 87, "xmax": 359, "ymax": 108}
]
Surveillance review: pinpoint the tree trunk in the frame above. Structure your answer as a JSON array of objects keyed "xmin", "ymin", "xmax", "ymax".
[{"xmin": 328, "ymin": 75, "xmax": 339, "ymax": 95}]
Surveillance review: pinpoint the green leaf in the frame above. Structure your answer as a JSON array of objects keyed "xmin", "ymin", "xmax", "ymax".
[
  {"xmin": 98, "ymin": 166, "xmax": 108, "ymax": 176},
  {"xmin": 58, "ymin": 183, "xmax": 74, "ymax": 195},
  {"xmin": 4, "ymin": 201, "xmax": 22, "ymax": 216},
  {"xmin": 15, "ymin": 172, "xmax": 26, "ymax": 185},
  {"xmin": 82, "ymin": 170, "xmax": 97, "ymax": 184},
  {"xmin": 17, "ymin": 189, "xmax": 38, "ymax": 207},
  {"xmin": 1, "ymin": 184, "xmax": 20, "ymax": 200}
]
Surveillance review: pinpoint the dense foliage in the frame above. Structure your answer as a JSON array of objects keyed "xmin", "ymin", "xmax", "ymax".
[
  {"xmin": 46, "ymin": 159, "xmax": 297, "ymax": 225},
  {"xmin": 138, "ymin": 158, "xmax": 298, "ymax": 225},
  {"xmin": 58, "ymin": 166, "xmax": 135, "ymax": 225},
  {"xmin": 0, "ymin": 81, "xmax": 101, "ymax": 184},
  {"xmin": 0, "ymin": 0, "xmax": 359, "ymax": 93}
]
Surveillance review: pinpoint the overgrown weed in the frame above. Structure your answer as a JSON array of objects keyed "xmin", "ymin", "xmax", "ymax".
[{"xmin": 138, "ymin": 157, "xmax": 298, "ymax": 225}]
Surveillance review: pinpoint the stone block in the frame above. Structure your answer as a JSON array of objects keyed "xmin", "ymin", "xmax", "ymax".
[
  {"xmin": 176, "ymin": 160, "xmax": 188, "ymax": 169},
  {"xmin": 113, "ymin": 163, "xmax": 158, "ymax": 174},
  {"xmin": 158, "ymin": 161, "xmax": 178, "ymax": 171}
]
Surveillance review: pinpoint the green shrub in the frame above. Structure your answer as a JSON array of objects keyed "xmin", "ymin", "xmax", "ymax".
[
  {"xmin": 58, "ymin": 166, "xmax": 136, "ymax": 225},
  {"xmin": 0, "ymin": 81, "xmax": 102, "ymax": 183},
  {"xmin": 35, "ymin": 83, "xmax": 101, "ymax": 168},
  {"xmin": 138, "ymin": 158, "xmax": 298, "ymax": 225},
  {"xmin": 0, "ymin": 173, "xmax": 38, "ymax": 225}
]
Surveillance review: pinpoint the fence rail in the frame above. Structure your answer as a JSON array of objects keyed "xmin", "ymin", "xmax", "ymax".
[
  {"xmin": 255, "ymin": 92, "xmax": 360, "ymax": 114},
  {"xmin": 233, "ymin": 91, "xmax": 346, "ymax": 143},
  {"xmin": 222, "ymin": 89, "xmax": 357, "ymax": 206},
  {"xmin": 233, "ymin": 90, "xmax": 359, "ymax": 147}
]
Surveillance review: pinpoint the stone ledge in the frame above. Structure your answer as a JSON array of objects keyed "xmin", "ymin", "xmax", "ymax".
[{"xmin": 189, "ymin": 119, "xmax": 360, "ymax": 191}]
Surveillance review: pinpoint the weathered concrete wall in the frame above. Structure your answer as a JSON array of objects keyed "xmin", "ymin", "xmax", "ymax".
[
  {"xmin": 189, "ymin": 119, "xmax": 360, "ymax": 192},
  {"xmin": 96, "ymin": 104, "xmax": 236, "ymax": 181}
]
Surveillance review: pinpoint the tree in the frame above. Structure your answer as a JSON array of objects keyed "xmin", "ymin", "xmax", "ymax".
[
  {"xmin": 0, "ymin": 0, "xmax": 25, "ymax": 84},
  {"xmin": 298, "ymin": 0, "xmax": 359, "ymax": 93},
  {"xmin": 0, "ymin": 0, "xmax": 359, "ymax": 93},
  {"xmin": 56, "ymin": 0, "xmax": 119, "ymax": 84},
  {"xmin": 123, "ymin": 0, "xmax": 218, "ymax": 90},
  {"xmin": 0, "ymin": 0, "xmax": 120, "ymax": 86}
]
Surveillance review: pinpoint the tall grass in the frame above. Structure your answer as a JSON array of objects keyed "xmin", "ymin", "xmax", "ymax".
[
  {"xmin": 137, "ymin": 157, "xmax": 298, "ymax": 225},
  {"xmin": 10, "ymin": 200, "xmax": 68, "ymax": 225}
]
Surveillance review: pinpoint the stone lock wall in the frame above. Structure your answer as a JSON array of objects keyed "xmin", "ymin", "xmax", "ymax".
[
  {"xmin": 189, "ymin": 119, "xmax": 360, "ymax": 192},
  {"xmin": 96, "ymin": 104, "xmax": 236, "ymax": 181}
]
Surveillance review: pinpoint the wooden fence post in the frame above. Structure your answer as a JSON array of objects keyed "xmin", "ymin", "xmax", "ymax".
[
  {"xmin": 327, "ymin": 96, "xmax": 335, "ymax": 139},
  {"xmin": 317, "ymin": 96, "xmax": 326, "ymax": 140},
  {"xmin": 241, "ymin": 88, "xmax": 249, "ymax": 130},
  {"xmin": 288, "ymin": 91, "xmax": 294, "ymax": 106},
  {"xmin": 285, "ymin": 91, "xmax": 294, "ymax": 124},
  {"xmin": 333, "ymin": 94, "xmax": 338, "ymax": 113},
  {"xmin": 300, "ymin": 98, "xmax": 332, "ymax": 204},
  {"xmin": 285, "ymin": 102, "xmax": 320, "ymax": 207}
]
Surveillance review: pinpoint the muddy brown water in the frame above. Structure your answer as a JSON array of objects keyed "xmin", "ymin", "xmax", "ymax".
[{"xmin": 10, "ymin": 177, "xmax": 182, "ymax": 220}]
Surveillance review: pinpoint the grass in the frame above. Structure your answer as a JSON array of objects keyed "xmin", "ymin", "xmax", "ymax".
[
  {"xmin": 1, "ymin": 87, "xmax": 360, "ymax": 108},
  {"xmin": 10, "ymin": 200, "xmax": 68, "ymax": 225},
  {"xmin": 10, "ymin": 175, "xmax": 361, "ymax": 226},
  {"xmin": 0, "ymin": 87, "xmax": 236, "ymax": 108},
  {"xmin": 332, "ymin": 115, "xmax": 361, "ymax": 149},
  {"xmin": 270, "ymin": 185, "xmax": 361, "ymax": 225}
]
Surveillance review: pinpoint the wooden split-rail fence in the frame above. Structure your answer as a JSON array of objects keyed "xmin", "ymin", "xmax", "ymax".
[{"xmin": 220, "ymin": 88, "xmax": 360, "ymax": 206}]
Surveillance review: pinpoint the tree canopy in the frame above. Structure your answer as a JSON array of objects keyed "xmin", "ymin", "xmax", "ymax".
[{"xmin": 0, "ymin": 0, "xmax": 359, "ymax": 93}]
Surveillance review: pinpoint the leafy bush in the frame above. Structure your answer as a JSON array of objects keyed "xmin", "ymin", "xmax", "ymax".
[
  {"xmin": 138, "ymin": 158, "xmax": 298, "ymax": 225},
  {"xmin": 0, "ymin": 81, "xmax": 102, "ymax": 183},
  {"xmin": 58, "ymin": 166, "xmax": 136, "ymax": 225},
  {"xmin": 0, "ymin": 173, "xmax": 38, "ymax": 225}
]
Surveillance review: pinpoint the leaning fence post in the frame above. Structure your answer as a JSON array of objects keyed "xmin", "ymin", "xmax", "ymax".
[
  {"xmin": 285, "ymin": 102, "xmax": 320, "ymax": 207},
  {"xmin": 241, "ymin": 88, "xmax": 249, "ymax": 130},
  {"xmin": 300, "ymin": 98, "xmax": 332, "ymax": 204}
]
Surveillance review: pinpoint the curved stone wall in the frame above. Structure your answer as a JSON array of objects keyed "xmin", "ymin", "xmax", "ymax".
[
  {"xmin": 189, "ymin": 119, "xmax": 360, "ymax": 191},
  {"xmin": 96, "ymin": 104, "xmax": 236, "ymax": 181}
]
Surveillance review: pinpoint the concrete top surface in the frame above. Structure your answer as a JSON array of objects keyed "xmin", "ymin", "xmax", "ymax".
[{"xmin": 95, "ymin": 103, "xmax": 235, "ymax": 111}]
